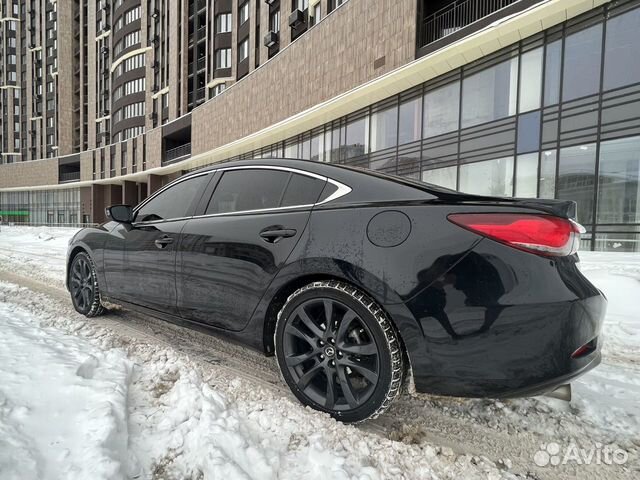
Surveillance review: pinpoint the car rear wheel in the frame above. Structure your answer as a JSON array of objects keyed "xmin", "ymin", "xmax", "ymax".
[
  {"xmin": 69, "ymin": 252, "xmax": 104, "ymax": 317},
  {"xmin": 275, "ymin": 280, "xmax": 404, "ymax": 423}
]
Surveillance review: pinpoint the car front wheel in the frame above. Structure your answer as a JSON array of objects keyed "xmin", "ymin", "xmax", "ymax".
[
  {"xmin": 69, "ymin": 252, "xmax": 105, "ymax": 317},
  {"xmin": 275, "ymin": 280, "xmax": 404, "ymax": 423}
]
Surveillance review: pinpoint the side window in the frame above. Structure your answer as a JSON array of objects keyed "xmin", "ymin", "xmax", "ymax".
[
  {"xmin": 206, "ymin": 169, "xmax": 290, "ymax": 214},
  {"xmin": 206, "ymin": 169, "xmax": 327, "ymax": 214},
  {"xmin": 135, "ymin": 174, "xmax": 208, "ymax": 222},
  {"xmin": 281, "ymin": 173, "xmax": 326, "ymax": 207}
]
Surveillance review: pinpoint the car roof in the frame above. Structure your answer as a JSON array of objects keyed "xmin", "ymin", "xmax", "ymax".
[{"xmin": 195, "ymin": 157, "xmax": 356, "ymax": 177}]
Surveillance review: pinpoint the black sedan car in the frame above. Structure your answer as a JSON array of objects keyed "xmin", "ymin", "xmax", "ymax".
[{"xmin": 66, "ymin": 159, "xmax": 606, "ymax": 422}]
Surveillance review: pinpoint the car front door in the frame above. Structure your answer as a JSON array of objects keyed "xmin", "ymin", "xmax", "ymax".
[
  {"xmin": 114, "ymin": 172, "xmax": 211, "ymax": 314},
  {"xmin": 177, "ymin": 167, "xmax": 327, "ymax": 331}
]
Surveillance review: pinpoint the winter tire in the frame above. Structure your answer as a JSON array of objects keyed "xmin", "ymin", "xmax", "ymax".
[
  {"xmin": 275, "ymin": 280, "xmax": 404, "ymax": 423},
  {"xmin": 69, "ymin": 252, "xmax": 105, "ymax": 317}
]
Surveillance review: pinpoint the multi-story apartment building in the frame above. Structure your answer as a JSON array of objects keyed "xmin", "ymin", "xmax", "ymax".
[{"xmin": 0, "ymin": 0, "xmax": 639, "ymax": 251}]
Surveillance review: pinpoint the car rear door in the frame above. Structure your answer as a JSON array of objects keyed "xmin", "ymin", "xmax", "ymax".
[
  {"xmin": 176, "ymin": 167, "xmax": 327, "ymax": 331},
  {"xmin": 115, "ymin": 172, "xmax": 212, "ymax": 314}
]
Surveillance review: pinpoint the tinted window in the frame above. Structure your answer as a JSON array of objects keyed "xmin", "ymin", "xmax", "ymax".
[
  {"xmin": 281, "ymin": 173, "xmax": 326, "ymax": 207},
  {"xmin": 135, "ymin": 174, "xmax": 208, "ymax": 222},
  {"xmin": 603, "ymin": 8, "xmax": 640, "ymax": 91},
  {"xmin": 207, "ymin": 169, "xmax": 289, "ymax": 214},
  {"xmin": 562, "ymin": 24, "xmax": 603, "ymax": 102}
]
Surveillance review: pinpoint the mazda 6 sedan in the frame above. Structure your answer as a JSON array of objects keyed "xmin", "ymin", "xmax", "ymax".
[{"xmin": 66, "ymin": 158, "xmax": 606, "ymax": 422}]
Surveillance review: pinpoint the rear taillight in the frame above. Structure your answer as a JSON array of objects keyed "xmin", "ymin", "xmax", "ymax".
[{"xmin": 447, "ymin": 213, "xmax": 584, "ymax": 257}]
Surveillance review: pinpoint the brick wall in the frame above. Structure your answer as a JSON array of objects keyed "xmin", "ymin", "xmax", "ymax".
[{"xmin": 0, "ymin": 158, "xmax": 58, "ymax": 188}]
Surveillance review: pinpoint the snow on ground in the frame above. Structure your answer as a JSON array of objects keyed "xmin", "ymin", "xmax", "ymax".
[
  {"xmin": 0, "ymin": 225, "xmax": 77, "ymax": 287},
  {"xmin": 0, "ymin": 281, "xmax": 506, "ymax": 480},
  {"xmin": 0, "ymin": 225, "xmax": 639, "ymax": 479},
  {"xmin": 0, "ymin": 288, "xmax": 132, "ymax": 480}
]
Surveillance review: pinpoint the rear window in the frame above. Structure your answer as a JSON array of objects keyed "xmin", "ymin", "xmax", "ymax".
[
  {"xmin": 206, "ymin": 169, "xmax": 326, "ymax": 215},
  {"xmin": 281, "ymin": 173, "xmax": 325, "ymax": 207}
]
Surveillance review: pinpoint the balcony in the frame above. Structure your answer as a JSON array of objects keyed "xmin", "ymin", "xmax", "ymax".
[
  {"xmin": 59, "ymin": 171, "xmax": 80, "ymax": 183},
  {"xmin": 164, "ymin": 142, "xmax": 191, "ymax": 164},
  {"xmin": 418, "ymin": 0, "xmax": 538, "ymax": 56}
]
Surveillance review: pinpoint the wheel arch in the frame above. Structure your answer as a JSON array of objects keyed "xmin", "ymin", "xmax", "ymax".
[
  {"xmin": 66, "ymin": 245, "xmax": 88, "ymax": 290},
  {"xmin": 65, "ymin": 241, "xmax": 98, "ymax": 291},
  {"xmin": 259, "ymin": 258, "xmax": 409, "ymax": 357}
]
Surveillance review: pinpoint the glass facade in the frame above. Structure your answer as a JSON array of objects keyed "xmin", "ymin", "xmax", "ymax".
[
  {"xmin": 0, "ymin": 188, "xmax": 82, "ymax": 225},
  {"xmin": 222, "ymin": 1, "xmax": 640, "ymax": 251}
]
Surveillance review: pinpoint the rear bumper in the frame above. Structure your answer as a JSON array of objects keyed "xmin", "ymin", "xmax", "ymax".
[
  {"xmin": 501, "ymin": 351, "xmax": 601, "ymax": 398},
  {"xmin": 400, "ymin": 294, "xmax": 606, "ymax": 398},
  {"xmin": 388, "ymin": 240, "xmax": 607, "ymax": 398}
]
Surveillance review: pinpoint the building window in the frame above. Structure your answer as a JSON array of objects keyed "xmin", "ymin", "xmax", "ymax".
[
  {"xmin": 562, "ymin": 24, "xmax": 603, "ymax": 102},
  {"xmin": 311, "ymin": 3, "xmax": 321, "ymax": 26},
  {"xmin": 270, "ymin": 10, "xmax": 280, "ymax": 33},
  {"xmin": 543, "ymin": 40, "xmax": 562, "ymax": 106},
  {"xmin": 539, "ymin": 150, "xmax": 557, "ymax": 199},
  {"xmin": 216, "ymin": 48, "xmax": 231, "ymax": 69},
  {"xmin": 370, "ymin": 105, "xmax": 397, "ymax": 152},
  {"xmin": 344, "ymin": 117, "xmax": 369, "ymax": 159},
  {"xmin": 310, "ymin": 133, "xmax": 324, "ymax": 162},
  {"xmin": 239, "ymin": 38, "xmax": 249, "ymax": 62},
  {"xmin": 398, "ymin": 97, "xmax": 422, "ymax": 145},
  {"xmin": 423, "ymin": 81, "xmax": 460, "ymax": 138},
  {"xmin": 422, "ymin": 165, "xmax": 457, "ymax": 190},
  {"xmin": 515, "ymin": 153, "xmax": 539, "ymax": 198},
  {"xmin": 516, "ymin": 111, "xmax": 540, "ymax": 154},
  {"xmin": 518, "ymin": 47, "xmax": 543, "ymax": 113},
  {"xmin": 462, "ymin": 57, "xmax": 518, "ymax": 128},
  {"xmin": 459, "ymin": 157, "xmax": 514, "ymax": 197},
  {"xmin": 597, "ymin": 136, "xmax": 640, "ymax": 224},
  {"xmin": 124, "ymin": 6, "xmax": 141, "ymax": 25},
  {"xmin": 239, "ymin": 2, "xmax": 249, "ymax": 25},
  {"xmin": 557, "ymin": 144, "xmax": 597, "ymax": 225},
  {"xmin": 294, "ymin": 0, "xmax": 309, "ymax": 11},
  {"xmin": 603, "ymin": 7, "xmax": 640, "ymax": 91},
  {"xmin": 216, "ymin": 13, "xmax": 232, "ymax": 33},
  {"xmin": 210, "ymin": 83, "xmax": 226, "ymax": 98}
]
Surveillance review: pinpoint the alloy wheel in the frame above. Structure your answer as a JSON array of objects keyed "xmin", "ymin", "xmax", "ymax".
[
  {"xmin": 70, "ymin": 255, "xmax": 95, "ymax": 312},
  {"xmin": 282, "ymin": 298, "xmax": 380, "ymax": 411}
]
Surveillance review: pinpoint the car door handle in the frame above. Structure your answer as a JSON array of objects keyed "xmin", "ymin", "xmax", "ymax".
[
  {"xmin": 154, "ymin": 235, "xmax": 174, "ymax": 249},
  {"xmin": 259, "ymin": 227, "xmax": 297, "ymax": 243}
]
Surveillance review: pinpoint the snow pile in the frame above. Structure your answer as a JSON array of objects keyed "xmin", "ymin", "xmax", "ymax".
[{"xmin": 0, "ymin": 288, "xmax": 132, "ymax": 480}]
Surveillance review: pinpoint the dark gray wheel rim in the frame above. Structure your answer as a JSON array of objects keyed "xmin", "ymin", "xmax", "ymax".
[
  {"xmin": 70, "ymin": 256, "xmax": 94, "ymax": 311},
  {"xmin": 282, "ymin": 298, "xmax": 380, "ymax": 412}
]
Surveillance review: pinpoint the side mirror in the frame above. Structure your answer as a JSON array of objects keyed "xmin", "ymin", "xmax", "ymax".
[{"xmin": 106, "ymin": 205, "xmax": 133, "ymax": 223}]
